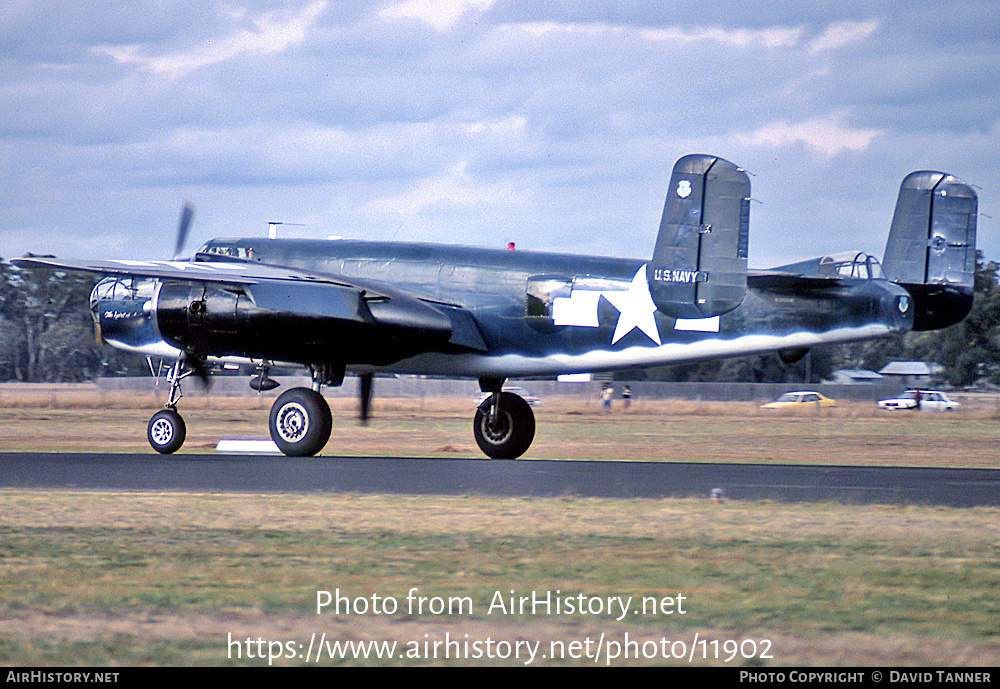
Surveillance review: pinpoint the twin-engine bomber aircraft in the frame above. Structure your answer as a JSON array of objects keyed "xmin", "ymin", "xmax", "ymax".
[{"xmin": 14, "ymin": 154, "xmax": 979, "ymax": 459}]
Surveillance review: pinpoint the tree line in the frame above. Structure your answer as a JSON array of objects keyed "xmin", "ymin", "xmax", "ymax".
[
  {"xmin": 0, "ymin": 261, "xmax": 146, "ymax": 381},
  {"xmin": 1, "ymin": 256, "xmax": 998, "ymax": 387}
]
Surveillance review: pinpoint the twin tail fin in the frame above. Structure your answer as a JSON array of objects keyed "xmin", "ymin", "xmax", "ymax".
[
  {"xmin": 648, "ymin": 154, "xmax": 751, "ymax": 319},
  {"xmin": 882, "ymin": 171, "xmax": 978, "ymax": 330}
]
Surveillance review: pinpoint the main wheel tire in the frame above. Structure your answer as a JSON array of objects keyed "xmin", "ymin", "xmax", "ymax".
[
  {"xmin": 269, "ymin": 387, "xmax": 332, "ymax": 457},
  {"xmin": 148, "ymin": 409, "xmax": 186, "ymax": 454},
  {"xmin": 473, "ymin": 391, "xmax": 535, "ymax": 459}
]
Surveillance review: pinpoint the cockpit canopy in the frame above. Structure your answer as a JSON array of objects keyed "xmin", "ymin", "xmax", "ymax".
[
  {"xmin": 196, "ymin": 239, "xmax": 257, "ymax": 261},
  {"xmin": 770, "ymin": 251, "xmax": 885, "ymax": 281},
  {"xmin": 817, "ymin": 251, "xmax": 885, "ymax": 280}
]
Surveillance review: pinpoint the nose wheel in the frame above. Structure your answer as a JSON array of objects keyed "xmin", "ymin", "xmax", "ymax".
[{"xmin": 147, "ymin": 408, "xmax": 186, "ymax": 454}]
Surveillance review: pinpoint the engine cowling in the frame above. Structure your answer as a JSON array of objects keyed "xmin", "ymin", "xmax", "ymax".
[{"xmin": 154, "ymin": 279, "xmax": 454, "ymax": 365}]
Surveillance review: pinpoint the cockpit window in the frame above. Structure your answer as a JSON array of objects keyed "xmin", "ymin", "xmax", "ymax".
[
  {"xmin": 818, "ymin": 252, "xmax": 885, "ymax": 280},
  {"xmin": 198, "ymin": 241, "xmax": 255, "ymax": 260}
]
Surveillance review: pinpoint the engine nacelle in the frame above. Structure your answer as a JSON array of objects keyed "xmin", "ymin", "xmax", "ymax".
[{"xmin": 155, "ymin": 279, "xmax": 454, "ymax": 365}]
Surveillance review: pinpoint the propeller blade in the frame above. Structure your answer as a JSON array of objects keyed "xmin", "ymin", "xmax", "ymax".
[
  {"xmin": 185, "ymin": 353, "xmax": 212, "ymax": 390},
  {"xmin": 358, "ymin": 373, "xmax": 374, "ymax": 424},
  {"xmin": 173, "ymin": 202, "xmax": 195, "ymax": 260}
]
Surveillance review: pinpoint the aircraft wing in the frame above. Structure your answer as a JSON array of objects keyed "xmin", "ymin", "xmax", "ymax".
[
  {"xmin": 13, "ymin": 255, "xmax": 489, "ymax": 353},
  {"xmin": 13, "ymin": 255, "xmax": 365, "ymax": 290}
]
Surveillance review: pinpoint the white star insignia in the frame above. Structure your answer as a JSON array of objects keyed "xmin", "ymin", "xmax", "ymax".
[{"xmin": 603, "ymin": 265, "xmax": 661, "ymax": 345}]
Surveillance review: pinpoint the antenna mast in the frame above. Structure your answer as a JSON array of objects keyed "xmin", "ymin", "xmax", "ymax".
[{"xmin": 267, "ymin": 221, "xmax": 306, "ymax": 239}]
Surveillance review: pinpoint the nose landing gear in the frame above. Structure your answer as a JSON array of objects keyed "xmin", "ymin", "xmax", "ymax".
[{"xmin": 147, "ymin": 358, "xmax": 194, "ymax": 454}]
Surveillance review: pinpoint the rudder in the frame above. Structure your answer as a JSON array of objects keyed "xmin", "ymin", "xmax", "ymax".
[
  {"xmin": 882, "ymin": 171, "xmax": 978, "ymax": 330},
  {"xmin": 648, "ymin": 154, "xmax": 750, "ymax": 319}
]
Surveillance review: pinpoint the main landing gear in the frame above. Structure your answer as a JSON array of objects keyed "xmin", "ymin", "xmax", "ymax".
[
  {"xmin": 146, "ymin": 363, "xmax": 537, "ymax": 460},
  {"xmin": 473, "ymin": 383, "xmax": 536, "ymax": 459},
  {"xmin": 268, "ymin": 386, "xmax": 332, "ymax": 457}
]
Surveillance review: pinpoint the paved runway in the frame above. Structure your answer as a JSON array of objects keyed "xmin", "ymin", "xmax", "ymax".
[{"xmin": 2, "ymin": 452, "xmax": 999, "ymax": 507}]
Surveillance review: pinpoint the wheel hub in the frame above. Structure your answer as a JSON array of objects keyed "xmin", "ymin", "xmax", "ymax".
[
  {"xmin": 150, "ymin": 418, "xmax": 174, "ymax": 445},
  {"xmin": 275, "ymin": 402, "xmax": 309, "ymax": 443},
  {"xmin": 482, "ymin": 410, "xmax": 513, "ymax": 445}
]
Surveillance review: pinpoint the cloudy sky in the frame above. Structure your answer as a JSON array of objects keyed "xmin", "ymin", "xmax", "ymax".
[{"xmin": 2, "ymin": 0, "xmax": 997, "ymax": 268}]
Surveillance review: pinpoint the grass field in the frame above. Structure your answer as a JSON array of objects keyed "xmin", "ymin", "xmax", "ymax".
[
  {"xmin": 3, "ymin": 387, "xmax": 1000, "ymax": 466},
  {"xmin": 2, "ymin": 387, "xmax": 1000, "ymax": 666}
]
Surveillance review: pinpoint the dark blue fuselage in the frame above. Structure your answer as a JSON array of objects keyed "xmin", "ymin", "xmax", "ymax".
[{"xmin": 181, "ymin": 237, "xmax": 914, "ymax": 378}]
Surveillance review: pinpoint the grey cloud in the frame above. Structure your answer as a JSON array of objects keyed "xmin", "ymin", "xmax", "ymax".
[{"xmin": 1, "ymin": 0, "xmax": 996, "ymax": 267}]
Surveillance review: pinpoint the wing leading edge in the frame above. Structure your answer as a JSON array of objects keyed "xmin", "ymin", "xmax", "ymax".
[{"xmin": 12, "ymin": 255, "xmax": 488, "ymax": 360}]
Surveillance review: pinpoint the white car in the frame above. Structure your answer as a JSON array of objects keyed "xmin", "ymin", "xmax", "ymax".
[{"xmin": 877, "ymin": 390, "xmax": 960, "ymax": 411}]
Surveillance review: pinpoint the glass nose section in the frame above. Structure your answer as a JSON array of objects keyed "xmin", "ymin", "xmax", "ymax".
[
  {"xmin": 90, "ymin": 276, "xmax": 157, "ymax": 313},
  {"xmin": 89, "ymin": 276, "xmax": 160, "ymax": 350},
  {"xmin": 90, "ymin": 277, "xmax": 117, "ymax": 314}
]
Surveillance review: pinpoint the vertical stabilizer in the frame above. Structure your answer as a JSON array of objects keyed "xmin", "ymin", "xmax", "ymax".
[
  {"xmin": 882, "ymin": 171, "xmax": 977, "ymax": 330},
  {"xmin": 883, "ymin": 171, "xmax": 977, "ymax": 288},
  {"xmin": 648, "ymin": 154, "xmax": 750, "ymax": 319}
]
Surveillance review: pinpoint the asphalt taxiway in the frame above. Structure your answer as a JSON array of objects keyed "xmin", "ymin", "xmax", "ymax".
[{"xmin": 1, "ymin": 452, "xmax": 998, "ymax": 507}]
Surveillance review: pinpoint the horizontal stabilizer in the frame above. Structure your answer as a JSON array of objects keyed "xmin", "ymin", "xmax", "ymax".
[{"xmin": 648, "ymin": 154, "xmax": 750, "ymax": 319}]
